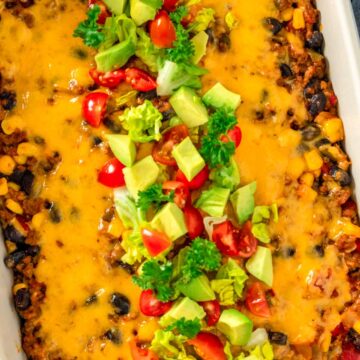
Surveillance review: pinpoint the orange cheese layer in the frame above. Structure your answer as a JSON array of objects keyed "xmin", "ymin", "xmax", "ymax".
[{"xmin": 0, "ymin": 0, "xmax": 351, "ymax": 358}]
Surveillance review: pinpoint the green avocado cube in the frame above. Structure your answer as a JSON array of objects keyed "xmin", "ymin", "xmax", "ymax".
[
  {"xmin": 123, "ymin": 156, "xmax": 159, "ymax": 198},
  {"xmin": 203, "ymin": 82, "xmax": 241, "ymax": 111},
  {"xmin": 106, "ymin": 134, "xmax": 136, "ymax": 167},
  {"xmin": 103, "ymin": 0, "xmax": 127, "ymax": 14},
  {"xmin": 151, "ymin": 203, "xmax": 187, "ymax": 241},
  {"xmin": 178, "ymin": 274, "xmax": 216, "ymax": 302},
  {"xmin": 230, "ymin": 181, "xmax": 257, "ymax": 224},
  {"xmin": 172, "ymin": 137, "xmax": 205, "ymax": 181},
  {"xmin": 130, "ymin": 0, "xmax": 160, "ymax": 25},
  {"xmin": 191, "ymin": 31, "xmax": 209, "ymax": 64},
  {"xmin": 246, "ymin": 246, "xmax": 273, "ymax": 287},
  {"xmin": 195, "ymin": 187, "xmax": 230, "ymax": 217}
]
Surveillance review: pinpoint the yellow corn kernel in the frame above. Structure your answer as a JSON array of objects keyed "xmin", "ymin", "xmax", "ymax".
[
  {"xmin": 6, "ymin": 199, "xmax": 23, "ymax": 215},
  {"xmin": 32, "ymin": 212, "xmax": 46, "ymax": 229},
  {"xmin": 353, "ymin": 321, "xmax": 360, "ymax": 334},
  {"xmin": 343, "ymin": 220, "xmax": 360, "ymax": 238},
  {"xmin": 286, "ymin": 32, "xmax": 304, "ymax": 53},
  {"xmin": 300, "ymin": 172, "xmax": 314, "ymax": 187},
  {"xmin": 14, "ymin": 155, "xmax": 27, "ymax": 165},
  {"xmin": 0, "ymin": 178, "xmax": 8, "ymax": 196},
  {"xmin": 322, "ymin": 118, "xmax": 344, "ymax": 143},
  {"xmin": 304, "ymin": 149, "xmax": 323, "ymax": 171},
  {"xmin": 293, "ymin": 8, "xmax": 305, "ymax": 29},
  {"xmin": 329, "ymin": 218, "xmax": 360, "ymax": 240},
  {"xmin": 108, "ymin": 216, "xmax": 125, "ymax": 238},
  {"xmin": 13, "ymin": 283, "xmax": 27, "ymax": 295},
  {"xmin": 278, "ymin": 129, "xmax": 301, "ymax": 148},
  {"xmin": 281, "ymin": 8, "xmax": 294, "ymax": 21},
  {"xmin": 8, "ymin": 182, "xmax": 20, "ymax": 191},
  {"xmin": 287, "ymin": 157, "xmax": 306, "ymax": 180},
  {"xmin": 298, "ymin": 184, "xmax": 317, "ymax": 202},
  {"xmin": 1, "ymin": 115, "xmax": 24, "ymax": 135},
  {"xmin": 5, "ymin": 240, "xmax": 17, "ymax": 253},
  {"xmin": 0, "ymin": 155, "xmax": 16, "ymax": 175},
  {"xmin": 17, "ymin": 142, "xmax": 40, "ymax": 157}
]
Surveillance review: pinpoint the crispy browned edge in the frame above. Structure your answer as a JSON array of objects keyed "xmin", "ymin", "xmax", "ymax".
[{"xmin": 0, "ymin": 0, "xmax": 359, "ymax": 359}]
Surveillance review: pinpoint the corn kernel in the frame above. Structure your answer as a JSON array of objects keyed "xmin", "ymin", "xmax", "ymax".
[
  {"xmin": 1, "ymin": 115, "xmax": 24, "ymax": 135},
  {"xmin": 353, "ymin": 321, "xmax": 360, "ymax": 334},
  {"xmin": 322, "ymin": 118, "xmax": 344, "ymax": 143},
  {"xmin": 300, "ymin": 172, "xmax": 314, "ymax": 187},
  {"xmin": 293, "ymin": 8, "xmax": 305, "ymax": 29},
  {"xmin": 287, "ymin": 157, "xmax": 306, "ymax": 180},
  {"xmin": 6, "ymin": 199, "xmax": 23, "ymax": 215},
  {"xmin": 14, "ymin": 155, "xmax": 27, "ymax": 165},
  {"xmin": 298, "ymin": 184, "xmax": 317, "ymax": 202},
  {"xmin": 32, "ymin": 212, "xmax": 46, "ymax": 229},
  {"xmin": 281, "ymin": 8, "xmax": 294, "ymax": 21},
  {"xmin": 343, "ymin": 220, "xmax": 360, "ymax": 238},
  {"xmin": 278, "ymin": 129, "xmax": 301, "ymax": 148},
  {"xmin": 5, "ymin": 240, "xmax": 16, "ymax": 253},
  {"xmin": 13, "ymin": 283, "xmax": 27, "ymax": 295},
  {"xmin": 108, "ymin": 216, "xmax": 125, "ymax": 238},
  {"xmin": 304, "ymin": 149, "xmax": 323, "ymax": 171},
  {"xmin": 320, "ymin": 331, "xmax": 331, "ymax": 352},
  {"xmin": 286, "ymin": 32, "xmax": 304, "ymax": 53},
  {"xmin": 0, "ymin": 178, "xmax": 8, "ymax": 196},
  {"xmin": 0, "ymin": 155, "xmax": 16, "ymax": 175},
  {"xmin": 8, "ymin": 182, "xmax": 20, "ymax": 191},
  {"xmin": 17, "ymin": 142, "xmax": 40, "ymax": 157}
]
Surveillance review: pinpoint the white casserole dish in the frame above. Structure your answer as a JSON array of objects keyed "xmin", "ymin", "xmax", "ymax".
[{"xmin": 0, "ymin": 1, "xmax": 359, "ymax": 359}]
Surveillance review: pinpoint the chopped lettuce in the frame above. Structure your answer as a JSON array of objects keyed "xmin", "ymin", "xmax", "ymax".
[
  {"xmin": 119, "ymin": 100, "xmax": 163, "ymax": 143},
  {"xmin": 115, "ymin": 90, "xmax": 138, "ymax": 107},
  {"xmin": 195, "ymin": 187, "xmax": 230, "ymax": 217},
  {"xmin": 190, "ymin": 8, "xmax": 215, "ymax": 32},
  {"xmin": 251, "ymin": 204, "xmax": 278, "ymax": 243},
  {"xmin": 121, "ymin": 229, "xmax": 150, "ymax": 264},
  {"xmin": 114, "ymin": 188, "xmax": 143, "ymax": 229},
  {"xmin": 225, "ymin": 340, "xmax": 274, "ymax": 360},
  {"xmin": 225, "ymin": 12, "xmax": 238, "ymax": 30},
  {"xmin": 210, "ymin": 158, "xmax": 240, "ymax": 191},
  {"xmin": 251, "ymin": 223, "xmax": 270, "ymax": 244},
  {"xmin": 211, "ymin": 279, "xmax": 235, "ymax": 305}
]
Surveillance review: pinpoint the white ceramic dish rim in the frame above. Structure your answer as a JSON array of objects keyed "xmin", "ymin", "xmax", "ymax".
[{"xmin": 0, "ymin": 1, "xmax": 359, "ymax": 359}]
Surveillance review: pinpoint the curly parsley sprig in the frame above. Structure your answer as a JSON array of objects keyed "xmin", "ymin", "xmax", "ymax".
[
  {"xmin": 166, "ymin": 318, "xmax": 201, "ymax": 338},
  {"xmin": 136, "ymin": 184, "xmax": 174, "ymax": 212}
]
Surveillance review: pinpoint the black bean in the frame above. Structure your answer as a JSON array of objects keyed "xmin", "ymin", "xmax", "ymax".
[
  {"xmin": 268, "ymin": 331, "xmax": 288, "ymax": 345},
  {"xmin": 313, "ymin": 244, "xmax": 325, "ymax": 257},
  {"xmin": 315, "ymin": 138, "xmax": 331, "ymax": 148},
  {"xmin": 85, "ymin": 294, "xmax": 98, "ymax": 306},
  {"xmin": 3, "ymin": 225, "xmax": 25, "ymax": 244},
  {"xmin": 0, "ymin": 90, "xmax": 16, "ymax": 110},
  {"xmin": 281, "ymin": 246, "xmax": 296, "ymax": 258},
  {"xmin": 87, "ymin": 84, "xmax": 100, "ymax": 92},
  {"xmin": 72, "ymin": 47, "xmax": 88, "ymax": 60},
  {"xmin": 117, "ymin": 260, "xmax": 136, "ymax": 275},
  {"xmin": 14, "ymin": 288, "xmax": 31, "ymax": 311},
  {"xmin": 290, "ymin": 121, "xmax": 300, "ymax": 130},
  {"xmin": 308, "ymin": 92, "xmax": 326, "ymax": 116},
  {"xmin": 329, "ymin": 167, "xmax": 352, "ymax": 186},
  {"xmin": 347, "ymin": 329, "xmax": 360, "ymax": 351},
  {"xmin": 26, "ymin": 245, "xmax": 40, "ymax": 257},
  {"xmin": 48, "ymin": 203, "xmax": 62, "ymax": 223},
  {"xmin": 161, "ymin": 109, "xmax": 176, "ymax": 122},
  {"xmin": 297, "ymin": 143, "xmax": 310, "ymax": 154},
  {"xmin": 4, "ymin": 250, "xmax": 26, "ymax": 268},
  {"xmin": 137, "ymin": 90, "xmax": 158, "ymax": 101},
  {"xmin": 92, "ymin": 136, "xmax": 102, "ymax": 146},
  {"xmin": 104, "ymin": 328, "xmax": 122, "ymax": 344},
  {"xmin": 109, "ymin": 292, "xmax": 130, "ymax": 315},
  {"xmin": 217, "ymin": 33, "xmax": 231, "ymax": 52},
  {"xmin": 301, "ymin": 124, "xmax": 321, "ymax": 141},
  {"xmin": 205, "ymin": 28, "xmax": 215, "ymax": 44},
  {"xmin": 279, "ymin": 63, "xmax": 293, "ymax": 78},
  {"xmin": 103, "ymin": 118, "xmax": 122, "ymax": 133},
  {"xmin": 304, "ymin": 78, "xmax": 321, "ymax": 99},
  {"xmin": 305, "ymin": 31, "xmax": 324, "ymax": 53},
  {"xmin": 9, "ymin": 169, "xmax": 34, "ymax": 195},
  {"xmin": 5, "ymin": 1, "xmax": 17, "ymax": 9},
  {"xmin": 265, "ymin": 17, "xmax": 283, "ymax": 35}
]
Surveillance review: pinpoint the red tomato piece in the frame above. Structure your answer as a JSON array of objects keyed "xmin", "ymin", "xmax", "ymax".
[
  {"xmin": 237, "ymin": 221, "xmax": 258, "ymax": 258},
  {"xmin": 98, "ymin": 158, "xmax": 125, "ymax": 188},
  {"xmin": 152, "ymin": 125, "xmax": 189, "ymax": 166},
  {"xmin": 163, "ymin": 0, "xmax": 178, "ymax": 11},
  {"xmin": 175, "ymin": 166, "xmax": 209, "ymax": 190},
  {"xmin": 89, "ymin": 68, "xmax": 125, "ymax": 88},
  {"xmin": 245, "ymin": 282, "xmax": 271, "ymax": 318},
  {"xmin": 149, "ymin": 11, "xmax": 176, "ymax": 48},
  {"xmin": 139, "ymin": 289, "xmax": 173, "ymax": 317},
  {"xmin": 341, "ymin": 344, "xmax": 360, "ymax": 360},
  {"xmin": 141, "ymin": 228, "xmax": 172, "ymax": 257},
  {"xmin": 212, "ymin": 220, "xmax": 240, "ymax": 257},
  {"xmin": 184, "ymin": 206, "xmax": 204, "ymax": 239},
  {"xmin": 199, "ymin": 300, "xmax": 221, "ymax": 326},
  {"xmin": 88, "ymin": 0, "xmax": 110, "ymax": 24},
  {"xmin": 82, "ymin": 92, "xmax": 109, "ymax": 128},
  {"xmin": 162, "ymin": 181, "xmax": 190, "ymax": 209},
  {"xmin": 221, "ymin": 126, "xmax": 242, "ymax": 148},
  {"xmin": 188, "ymin": 332, "xmax": 226, "ymax": 360},
  {"xmin": 125, "ymin": 68, "xmax": 157, "ymax": 92},
  {"xmin": 129, "ymin": 339, "xmax": 159, "ymax": 360}
]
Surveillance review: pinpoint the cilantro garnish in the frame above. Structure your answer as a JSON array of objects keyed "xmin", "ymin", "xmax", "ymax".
[
  {"xmin": 166, "ymin": 318, "xmax": 201, "ymax": 338},
  {"xmin": 132, "ymin": 260, "xmax": 174, "ymax": 302},
  {"xmin": 136, "ymin": 184, "xmax": 174, "ymax": 212},
  {"xmin": 73, "ymin": 5, "xmax": 105, "ymax": 48}
]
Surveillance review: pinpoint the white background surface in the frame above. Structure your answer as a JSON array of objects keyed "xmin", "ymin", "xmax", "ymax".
[{"xmin": 0, "ymin": 1, "xmax": 359, "ymax": 359}]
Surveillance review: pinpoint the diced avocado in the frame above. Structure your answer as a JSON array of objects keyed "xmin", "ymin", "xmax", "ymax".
[
  {"xmin": 203, "ymin": 83, "xmax": 241, "ymax": 111},
  {"xmin": 172, "ymin": 137, "xmax": 205, "ymax": 181},
  {"xmin": 191, "ymin": 31, "xmax": 209, "ymax": 64},
  {"xmin": 130, "ymin": 0, "xmax": 161, "ymax": 25},
  {"xmin": 106, "ymin": 134, "xmax": 136, "ymax": 167},
  {"xmin": 195, "ymin": 187, "xmax": 231, "ymax": 217},
  {"xmin": 217, "ymin": 309, "xmax": 253, "ymax": 346},
  {"xmin": 103, "ymin": 0, "xmax": 127, "ymax": 14},
  {"xmin": 230, "ymin": 181, "xmax": 257, "ymax": 224},
  {"xmin": 151, "ymin": 203, "xmax": 187, "ymax": 241},
  {"xmin": 246, "ymin": 246, "xmax": 273, "ymax": 287},
  {"xmin": 159, "ymin": 297, "xmax": 206, "ymax": 327},
  {"xmin": 172, "ymin": 247, "xmax": 189, "ymax": 280},
  {"xmin": 169, "ymin": 87, "xmax": 209, "ymax": 128},
  {"xmin": 123, "ymin": 156, "xmax": 159, "ymax": 198},
  {"xmin": 178, "ymin": 274, "xmax": 216, "ymax": 301}
]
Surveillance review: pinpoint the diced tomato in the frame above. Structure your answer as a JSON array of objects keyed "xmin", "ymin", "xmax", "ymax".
[
  {"xmin": 163, "ymin": 0, "xmax": 178, "ymax": 11},
  {"xmin": 188, "ymin": 332, "xmax": 226, "ymax": 360},
  {"xmin": 82, "ymin": 92, "xmax": 109, "ymax": 127},
  {"xmin": 212, "ymin": 220, "xmax": 240, "ymax": 257},
  {"xmin": 184, "ymin": 206, "xmax": 204, "ymax": 239},
  {"xmin": 141, "ymin": 228, "xmax": 172, "ymax": 257},
  {"xmin": 139, "ymin": 289, "xmax": 173, "ymax": 317},
  {"xmin": 199, "ymin": 300, "xmax": 221, "ymax": 326},
  {"xmin": 153, "ymin": 125, "xmax": 189, "ymax": 166},
  {"xmin": 129, "ymin": 338, "xmax": 159, "ymax": 360},
  {"xmin": 321, "ymin": 162, "xmax": 330, "ymax": 175},
  {"xmin": 175, "ymin": 166, "xmax": 209, "ymax": 190},
  {"xmin": 221, "ymin": 126, "xmax": 242, "ymax": 148},
  {"xmin": 341, "ymin": 344, "xmax": 360, "ymax": 360},
  {"xmin": 149, "ymin": 11, "xmax": 176, "ymax": 48},
  {"xmin": 89, "ymin": 68, "xmax": 125, "ymax": 88},
  {"xmin": 331, "ymin": 323, "xmax": 346, "ymax": 337},
  {"xmin": 237, "ymin": 221, "xmax": 258, "ymax": 258},
  {"xmin": 245, "ymin": 282, "xmax": 271, "ymax": 318},
  {"xmin": 162, "ymin": 181, "xmax": 190, "ymax": 209},
  {"xmin": 356, "ymin": 239, "xmax": 360, "ymax": 252},
  {"xmin": 98, "ymin": 158, "xmax": 125, "ymax": 188},
  {"xmin": 125, "ymin": 68, "xmax": 157, "ymax": 92},
  {"xmin": 88, "ymin": 0, "xmax": 110, "ymax": 24},
  {"xmin": 329, "ymin": 93, "xmax": 338, "ymax": 107}
]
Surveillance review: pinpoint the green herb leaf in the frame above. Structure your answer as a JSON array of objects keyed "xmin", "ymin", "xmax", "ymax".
[
  {"xmin": 207, "ymin": 107, "xmax": 237, "ymax": 136},
  {"xmin": 166, "ymin": 318, "xmax": 201, "ymax": 338},
  {"xmin": 136, "ymin": 184, "xmax": 174, "ymax": 212},
  {"xmin": 132, "ymin": 260, "xmax": 174, "ymax": 301},
  {"xmin": 73, "ymin": 5, "xmax": 105, "ymax": 48},
  {"xmin": 169, "ymin": 5, "xmax": 188, "ymax": 24}
]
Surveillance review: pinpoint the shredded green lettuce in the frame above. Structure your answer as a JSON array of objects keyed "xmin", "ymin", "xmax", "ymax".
[
  {"xmin": 251, "ymin": 223, "xmax": 271, "ymax": 244},
  {"xmin": 114, "ymin": 188, "xmax": 143, "ymax": 229},
  {"xmin": 195, "ymin": 187, "xmax": 230, "ymax": 217},
  {"xmin": 119, "ymin": 100, "xmax": 163, "ymax": 143},
  {"xmin": 115, "ymin": 90, "xmax": 138, "ymax": 107},
  {"xmin": 210, "ymin": 158, "xmax": 240, "ymax": 191},
  {"xmin": 225, "ymin": 12, "xmax": 238, "ymax": 30},
  {"xmin": 237, "ymin": 341, "xmax": 274, "ymax": 360},
  {"xmin": 251, "ymin": 204, "xmax": 278, "ymax": 243},
  {"xmin": 121, "ymin": 229, "xmax": 150, "ymax": 265},
  {"xmin": 211, "ymin": 279, "xmax": 235, "ymax": 305},
  {"xmin": 190, "ymin": 8, "xmax": 215, "ymax": 32}
]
